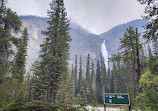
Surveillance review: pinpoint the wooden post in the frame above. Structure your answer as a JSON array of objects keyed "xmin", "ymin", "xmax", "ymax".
[
  {"xmin": 129, "ymin": 105, "xmax": 131, "ymax": 111},
  {"xmin": 104, "ymin": 104, "xmax": 106, "ymax": 111}
]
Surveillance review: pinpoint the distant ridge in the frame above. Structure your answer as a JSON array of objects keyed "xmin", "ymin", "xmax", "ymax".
[
  {"xmin": 19, "ymin": 16, "xmax": 147, "ymax": 71},
  {"xmin": 19, "ymin": 15, "xmax": 48, "ymax": 21},
  {"xmin": 100, "ymin": 19, "xmax": 147, "ymax": 38},
  {"xmin": 99, "ymin": 19, "xmax": 147, "ymax": 55}
]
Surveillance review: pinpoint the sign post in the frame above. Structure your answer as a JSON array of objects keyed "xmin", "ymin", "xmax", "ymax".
[
  {"xmin": 104, "ymin": 104, "xmax": 106, "ymax": 111},
  {"xmin": 103, "ymin": 93, "xmax": 130, "ymax": 111}
]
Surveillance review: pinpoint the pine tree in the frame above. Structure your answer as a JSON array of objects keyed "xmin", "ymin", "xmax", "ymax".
[
  {"xmin": 0, "ymin": 0, "xmax": 23, "ymax": 107},
  {"xmin": 90, "ymin": 62, "xmax": 95, "ymax": 101},
  {"xmin": 85, "ymin": 54, "xmax": 91, "ymax": 86},
  {"xmin": 138, "ymin": 0, "xmax": 158, "ymax": 45},
  {"xmin": 119, "ymin": 27, "xmax": 142, "ymax": 92},
  {"xmin": 106, "ymin": 64, "xmax": 111, "ymax": 93},
  {"xmin": 70, "ymin": 64, "xmax": 75, "ymax": 98},
  {"xmin": 26, "ymin": 72, "xmax": 33, "ymax": 102},
  {"xmin": 32, "ymin": 0, "xmax": 71, "ymax": 103},
  {"xmin": 13, "ymin": 28, "xmax": 28, "ymax": 79},
  {"xmin": 109, "ymin": 53, "xmax": 126, "ymax": 93},
  {"xmin": 138, "ymin": 0, "xmax": 158, "ymax": 76},
  {"xmin": 95, "ymin": 60, "xmax": 102, "ymax": 103},
  {"xmin": 85, "ymin": 54, "xmax": 91, "ymax": 102},
  {"xmin": 74, "ymin": 54, "xmax": 78, "ymax": 96},
  {"xmin": 12, "ymin": 28, "xmax": 29, "ymax": 102},
  {"xmin": 71, "ymin": 65, "xmax": 74, "ymax": 83},
  {"xmin": 71, "ymin": 64, "xmax": 74, "ymax": 80},
  {"xmin": 100, "ymin": 55, "xmax": 106, "ymax": 94},
  {"xmin": 78, "ymin": 55, "xmax": 83, "ymax": 94},
  {"xmin": 31, "ymin": 60, "xmax": 46, "ymax": 101},
  {"xmin": 0, "ymin": 0, "xmax": 21, "ymax": 83},
  {"xmin": 111, "ymin": 61, "xmax": 118, "ymax": 93}
]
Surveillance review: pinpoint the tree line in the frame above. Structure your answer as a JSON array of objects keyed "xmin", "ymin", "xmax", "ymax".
[
  {"xmin": 70, "ymin": 26, "xmax": 145, "ymax": 105},
  {"xmin": 70, "ymin": 24, "xmax": 158, "ymax": 111},
  {"xmin": 71, "ymin": 54, "xmax": 111, "ymax": 104}
]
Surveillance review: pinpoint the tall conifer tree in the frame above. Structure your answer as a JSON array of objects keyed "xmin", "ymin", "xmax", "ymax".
[
  {"xmin": 85, "ymin": 54, "xmax": 91, "ymax": 102},
  {"xmin": 78, "ymin": 55, "xmax": 83, "ymax": 94},
  {"xmin": 100, "ymin": 55, "xmax": 106, "ymax": 93},
  {"xmin": 90, "ymin": 62, "xmax": 95, "ymax": 101},
  {"xmin": 13, "ymin": 28, "xmax": 28, "ymax": 79},
  {"xmin": 119, "ymin": 27, "xmax": 142, "ymax": 92},
  {"xmin": 0, "ymin": 0, "xmax": 21, "ymax": 83},
  {"xmin": 33, "ymin": 0, "xmax": 71, "ymax": 103},
  {"xmin": 95, "ymin": 60, "xmax": 102, "ymax": 103},
  {"xmin": 138, "ymin": 0, "xmax": 158, "ymax": 75},
  {"xmin": 12, "ymin": 28, "xmax": 29, "ymax": 102},
  {"xmin": 74, "ymin": 54, "xmax": 78, "ymax": 96},
  {"xmin": 0, "ymin": 0, "xmax": 24, "ymax": 107},
  {"xmin": 85, "ymin": 54, "xmax": 91, "ymax": 87}
]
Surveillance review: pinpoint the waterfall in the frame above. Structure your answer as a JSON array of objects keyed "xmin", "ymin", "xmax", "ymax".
[{"xmin": 101, "ymin": 40, "xmax": 109, "ymax": 69}]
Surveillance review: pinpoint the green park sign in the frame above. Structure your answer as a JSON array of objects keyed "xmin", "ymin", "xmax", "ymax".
[{"xmin": 104, "ymin": 93, "xmax": 130, "ymax": 106}]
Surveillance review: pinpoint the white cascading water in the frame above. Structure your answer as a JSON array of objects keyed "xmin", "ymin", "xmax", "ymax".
[{"xmin": 101, "ymin": 40, "xmax": 109, "ymax": 69}]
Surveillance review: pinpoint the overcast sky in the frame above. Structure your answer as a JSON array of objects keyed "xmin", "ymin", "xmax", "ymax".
[{"xmin": 8, "ymin": 0, "xmax": 145, "ymax": 34}]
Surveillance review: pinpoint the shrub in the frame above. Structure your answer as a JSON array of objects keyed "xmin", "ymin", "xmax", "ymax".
[
  {"xmin": 6, "ymin": 101, "xmax": 82, "ymax": 111},
  {"xmin": 136, "ymin": 71, "xmax": 158, "ymax": 111}
]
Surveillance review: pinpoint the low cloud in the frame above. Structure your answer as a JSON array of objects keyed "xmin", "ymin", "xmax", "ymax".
[{"xmin": 8, "ymin": 0, "xmax": 145, "ymax": 34}]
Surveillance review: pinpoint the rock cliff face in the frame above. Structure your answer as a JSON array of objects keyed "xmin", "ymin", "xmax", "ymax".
[
  {"xmin": 20, "ymin": 16, "xmax": 47, "ymax": 71},
  {"xmin": 20, "ymin": 16, "xmax": 103, "ymax": 71},
  {"xmin": 19, "ymin": 16, "xmax": 146, "ymax": 71}
]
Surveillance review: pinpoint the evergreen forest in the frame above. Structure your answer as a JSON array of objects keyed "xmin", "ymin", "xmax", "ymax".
[{"xmin": 0, "ymin": 0, "xmax": 158, "ymax": 111}]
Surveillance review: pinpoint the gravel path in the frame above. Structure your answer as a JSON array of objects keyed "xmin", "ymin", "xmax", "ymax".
[{"xmin": 86, "ymin": 106, "xmax": 124, "ymax": 111}]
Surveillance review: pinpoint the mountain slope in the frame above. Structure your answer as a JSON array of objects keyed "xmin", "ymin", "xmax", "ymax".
[
  {"xmin": 69, "ymin": 23, "xmax": 103, "ymax": 65},
  {"xmin": 19, "ymin": 16, "xmax": 147, "ymax": 71},
  {"xmin": 20, "ymin": 16, "xmax": 103, "ymax": 71},
  {"xmin": 100, "ymin": 19, "xmax": 147, "ymax": 55}
]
